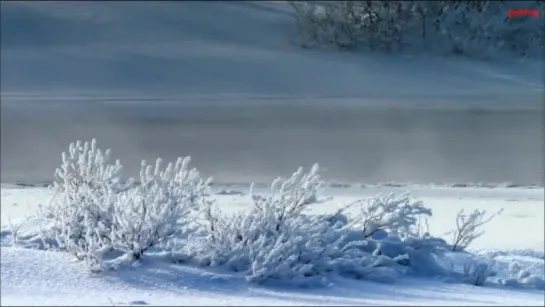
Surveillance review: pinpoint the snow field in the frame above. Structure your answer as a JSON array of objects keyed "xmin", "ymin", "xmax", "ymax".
[{"xmin": 1, "ymin": 184, "xmax": 544, "ymax": 306}]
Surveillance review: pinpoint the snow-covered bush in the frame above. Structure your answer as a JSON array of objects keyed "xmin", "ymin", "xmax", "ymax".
[
  {"xmin": 182, "ymin": 203, "xmax": 404, "ymax": 286},
  {"xmin": 53, "ymin": 139, "xmax": 123, "ymax": 192},
  {"xmin": 429, "ymin": 1, "xmax": 544, "ymax": 58},
  {"xmin": 38, "ymin": 139, "xmax": 210, "ymax": 270},
  {"xmin": 289, "ymin": 1, "xmax": 413, "ymax": 51},
  {"xmin": 108, "ymin": 157, "xmax": 210, "ymax": 260},
  {"xmin": 352, "ymin": 193, "xmax": 432, "ymax": 239},
  {"xmin": 39, "ymin": 139, "xmax": 123, "ymax": 260},
  {"xmin": 345, "ymin": 194, "xmax": 453, "ymax": 277},
  {"xmin": 180, "ymin": 165, "xmax": 328, "ymax": 272},
  {"xmin": 289, "ymin": 1, "xmax": 545, "ymax": 58},
  {"xmin": 177, "ymin": 167, "xmax": 451, "ymax": 286},
  {"xmin": 446, "ymin": 208, "xmax": 503, "ymax": 252},
  {"xmin": 250, "ymin": 163, "xmax": 322, "ymax": 232},
  {"xmin": 245, "ymin": 211, "xmax": 415, "ymax": 286}
]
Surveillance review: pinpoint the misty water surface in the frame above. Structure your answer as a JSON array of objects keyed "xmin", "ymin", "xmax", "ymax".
[{"xmin": 1, "ymin": 102, "xmax": 542, "ymax": 185}]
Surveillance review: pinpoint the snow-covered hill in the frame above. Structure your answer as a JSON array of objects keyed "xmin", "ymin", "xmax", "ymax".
[{"xmin": 1, "ymin": 1, "xmax": 543, "ymax": 108}]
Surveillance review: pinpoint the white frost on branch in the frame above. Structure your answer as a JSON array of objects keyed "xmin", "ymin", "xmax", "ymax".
[
  {"xmin": 352, "ymin": 193, "xmax": 432, "ymax": 240},
  {"xmin": 289, "ymin": 1, "xmax": 545, "ymax": 58},
  {"xmin": 447, "ymin": 208, "xmax": 503, "ymax": 252},
  {"xmin": 250, "ymin": 163, "xmax": 322, "ymax": 231}
]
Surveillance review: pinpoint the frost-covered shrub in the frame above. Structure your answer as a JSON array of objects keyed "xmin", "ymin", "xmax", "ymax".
[
  {"xmin": 181, "ymin": 165, "xmax": 328, "ymax": 271},
  {"xmin": 446, "ymin": 208, "xmax": 503, "ymax": 252},
  {"xmin": 428, "ymin": 1, "xmax": 544, "ymax": 59},
  {"xmin": 343, "ymin": 193, "xmax": 455, "ymax": 277},
  {"xmin": 183, "ymin": 206, "xmax": 403, "ymax": 286},
  {"xmin": 290, "ymin": 1, "xmax": 413, "ymax": 51},
  {"xmin": 249, "ymin": 164, "xmax": 322, "ymax": 231},
  {"xmin": 38, "ymin": 139, "xmax": 210, "ymax": 270},
  {"xmin": 246, "ymin": 215, "xmax": 411, "ymax": 286},
  {"xmin": 246, "ymin": 214, "xmax": 350, "ymax": 286},
  {"xmin": 289, "ymin": 1, "xmax": 545, "ymax": 58},
  {"xmin": 39, "ymin": 139, "xmax": 123, "ymax": 260},
  {"xmin": 353, "ymin": 193, "xmax": 432, "ymax": 239},
  {"xmin": 109, "ymin": 157, "xmax": 210, "ymax": 260},
  {"xmin": 178, "ymin": 167, "xmax": 449, "ymax": 286},
  {"xmin": 53, "ymin": 139, "xmax": 123, "ymax": 193}
]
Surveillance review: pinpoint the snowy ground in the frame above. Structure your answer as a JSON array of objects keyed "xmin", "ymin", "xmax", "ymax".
[{"xmin": 1, "ymin": 184, "xmax": 544, "ymax": 306}]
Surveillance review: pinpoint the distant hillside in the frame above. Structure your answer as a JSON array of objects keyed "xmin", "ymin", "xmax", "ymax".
[{"xmin": 1, "ymin": 1, "xmax": 543, "ymax": 107}]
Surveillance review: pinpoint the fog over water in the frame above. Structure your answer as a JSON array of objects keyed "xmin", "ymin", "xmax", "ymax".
[{"xmin": 2, "ymin": 102, "xmax": 542, "ymax": 185}]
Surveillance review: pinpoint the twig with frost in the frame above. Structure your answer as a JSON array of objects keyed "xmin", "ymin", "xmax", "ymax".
[
  {"xmin": 355, "ymin": 193, "xmax": 432, "ymax": 239},
  {"xmin": 447, "ymin": 208, "xmax": 503, "ymax": 251},
  {"xmin": 250, "ymin": 163, "xmax": 323, "ymax": 232},
  {"xmin": 7, "ymin": 216, "xmax": 28, "ymax": 246}
]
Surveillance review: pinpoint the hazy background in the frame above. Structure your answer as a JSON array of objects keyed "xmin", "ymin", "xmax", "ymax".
[{"xmin": 1, "ymin": 1, "xmax": 543, "ymax": 185}]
